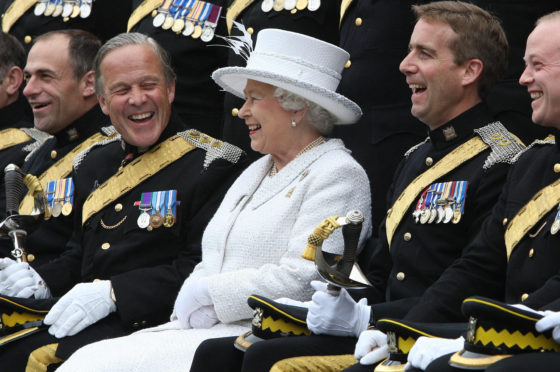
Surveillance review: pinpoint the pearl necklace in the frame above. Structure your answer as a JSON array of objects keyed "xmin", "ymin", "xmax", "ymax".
[{"xmin": 269, "ymin": 136, "xmax": 327, "ymax": 177}]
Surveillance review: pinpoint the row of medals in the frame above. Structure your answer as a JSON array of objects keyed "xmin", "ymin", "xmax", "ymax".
[
  {"xmin": 137, "ymin": 207, "xmax": 175, "ymax": 229},
  {"xmin": 551, "ymin": 206, "xmax": 560, "ymax": 235},
  {"xmin": 262, "ymin": 0, "xmax": 321, "ymax": 12},
  {"xmin": 152, "ymin": 1, "xmax": 219, "ymax": 42},
  {"xmin": 34, "ymin": 0, "xmax": 93, "ymax": 18},
  {"xmin": 413, "ymin": 197, "xmax": 462, "ymax": 224},
  {"xmin": 46, "ymin": 199, "xmax": 72, "ymax": 219}
]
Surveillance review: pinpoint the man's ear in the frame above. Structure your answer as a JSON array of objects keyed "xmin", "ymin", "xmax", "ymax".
[
  {"xmin": 462, "ymin": 58, "xmax": 483, "ymax": 87},
  {"xmin": 82, "ymin": 70, "xmax": 96, "ymax": 98},
  {"xmin": 4, "ymin": 66, "xmax": 24, "ymax": 95}
]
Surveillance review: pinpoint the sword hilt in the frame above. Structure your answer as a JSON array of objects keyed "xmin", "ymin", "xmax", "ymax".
[{"xmin": 4, "ymin": 164, "xmax": 24, "ymax": 217}]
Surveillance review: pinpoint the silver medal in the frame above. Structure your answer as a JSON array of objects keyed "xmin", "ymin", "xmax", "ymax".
[
  {"xmin": 153, "ymin": 13, "xmax": 166, "ymax": 27},
  {"xmin": 62, "ymin": 2, "xmax": 73, "ymax": 17},
  {"xmin": 307, "ymin": 0, "xmax": 320, "ymax": 11},
  {"xmin": 201, "ymin": 27, "xmax": 214, "ymax": 42},
  {"xmin": 34, "ymin": 2, "xmax": 47, "ymax": 16},
  {"xmin": 284, "ymin": 0, "xmax": 296, "ymax": 10},
  {"xmin": 444, "ymin": 206, "xmax": 453, "ymax": 223},
  {"xmin": 182, "ymin": 21, "xmax": 195, "ymax": 36},
  {"xmin": 436, "ymin": 207, "xmax": 445, "ymax": 223},
  {"xmin": 137, "ymin": 211, "xmax": 150, "ymax": 229},
  {"xmin": 80, "ymin": 3, "xmax": 91, "ymax": 18},
  {"xmin": 261, "ymin": 0, "xmax": 273, "ymax": 12}
]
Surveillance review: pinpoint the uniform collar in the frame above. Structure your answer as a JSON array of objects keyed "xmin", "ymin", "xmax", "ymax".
[
  {"xmin": 428, "ymin": 102, "xmax": 493, "ymax": 151},
  {"xmin": 52, "ymin": 104, "xmax": 109, "ymax": 146},
  {"xmin": 0, "ymin": 94, "xmax": 33, "ymax": 130}
]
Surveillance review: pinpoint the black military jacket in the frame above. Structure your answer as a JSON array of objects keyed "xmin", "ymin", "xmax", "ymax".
[
  {"xmin": 0, "ymin": 105, "xmax": 110, "ymax": 266},
  {"xmin": 221, "ymin": 0, "xmax": 341, "ymax": 158},
  {"xmin": 405, "ymin": 132, "xmax": 560, "ymax": 322},
  {"xmin": 129, "ymin": 0, "xmax": 229, "ymax": 138},
  {"xmin": 0, "ymin": 0, "xmax": 131, "ymax": 50},
  {"xmin": 358, "ymin": 103, "xmax": 518, "ymax": 321},
  {"xmin": 0, "ymin": 94, "xmax": 34, "ymax": 217},
  {"xmin": 35, "ymin": 114, "xmax": 246, "ymax": 340}
]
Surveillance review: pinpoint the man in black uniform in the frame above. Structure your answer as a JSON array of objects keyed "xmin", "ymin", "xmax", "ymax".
[
  {"xmin": 189, "ymin": 3, "xmax": 525, "ymax": 371},
  {"xmin": 127, "ymin": 0, "xmax": 228, "ymax": 137},
  {"xmin": 0, "ymin": 31, "xmax": 36, "ymax": 218},
  {"xmin": 0, "ymin": 32, "xmax": 246, "ymax": 371},
  {"xmin": 0, "ymin": 0, "xmax": 131, "ymax": 51},
  {"xmin": 0, "ymin": 29, "xmax": 113, "ymax": 267},
  {"xmin": 395, "ymin": 10, "xmax": 560, "ymax": 371},
  {"xmin": 221, "ymin": 0, "xmax": 341, "ymax": 160}
]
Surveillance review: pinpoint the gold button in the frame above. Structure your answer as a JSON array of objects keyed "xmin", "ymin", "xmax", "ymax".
[
  {"xmin": 345, "ymin": 60, "xmax": 351, "ymax": 69},
  {"xmin": 24, "ymin": 35, "xmax": 32, "ymax": 44},
  {"xmin": 133, "ymin": 322, "xmax": 139, "ymax": 327},
  {"xmin": 93, "ymin": 278, "xmax": 101, "ymax": 282},
  {"xmin": 425, "ymin": 157, "xmax": 433, "ymax": 166},
  {"xmin": 114, "ymin": 203, "xmax": 123, "ymax": 212},
  {"xmin": 63, "ymin": 17, "xmax": 69, "ymax": 22},
  {"xmin": 231, "ymin": 108, "xmax": 239, "ymax": 117},
  {"xmin": 396, "ymin": 272, "xmax": 405, "ymax": 281},
  {"xmin": 50, "ymin": 150, "xmax": 57, "ymax": 159},
  {"xmin": 554, "ymin": 163, "xmax": 560, "ymax": 173},
  {"xmin": 101, "ymin": 242, "xmax": 110, "ymax": 250},
  {"xmin": 151, "ymin": 9, "xmax": 157, "ymax": 17},
  {"xmin": 529, "ymin": 248, "xmax": 534, "ymax": 258},
  {"xmin": 147, "ymin": 225, "xmax": 153, "ymax": 232},
  {"xmin": 291, "ymin": 8, "xmax": 297, "ymax": 14},
  {"xmin": 247, "ymin": 27, "xmax": 254, "ymax": 35},
  {"xmin": 141, "ymin": 320, "xmax": 148, "ymax": 325},
  {"xmin": 403, "ymin": 232, "xmax": 412, "ymax": 241},
  {"xmin": 27, "ymin": 254, "xmax": 35, "ymax": 262},
  {"xmin": 387, "ymin": 208, "xmax": 392, "ymax": 216},
  {"xmin": 521, "ymin": 293, "xmax": 529, "ymax": 302},
  {"xmin": 503, "ymin": 218, "xmax": 508, "ymax": 226},
  {"xmin": 355, "ymin": 17, "xmax": 363, "ymax": 26}
]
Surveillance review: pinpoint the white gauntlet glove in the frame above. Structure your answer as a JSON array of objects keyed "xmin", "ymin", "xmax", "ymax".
[
  {"xmin": 307, "ymin": 280, "xmax": 370, "ymax": 337},
  {"xmin": 0, "ymin": 258, "xmax": 51, "ymax": 299},
  {"xmin": 354, "ymin": 329, "xmax": 388, "ymax": 365},
  {"xmin": 44, "ymin": 281, "xmax": 116, "ymax": 338},
  {"xmin": 406, "ymin": 336, "xmax": 464, "ymax": 371},
  {"xmin": 172, "ymin": 277, "xmax": 212, "ymax": 328},
  {"xmin": 536, "ymin": 311, "xmax": 560, "ymax": 342}
]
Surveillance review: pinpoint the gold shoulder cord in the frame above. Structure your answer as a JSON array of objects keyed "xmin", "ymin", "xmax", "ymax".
[
  {"xmin": 2, "ymin": 0, "xmax": 37, "ymax": 32},
  {"xmin": 340, "ymin": 0, "xmax": 353, "ymax": 25},
  {"xmin": 385, "ymin": 137, "xmax": 488, "ymax": 248},
  {"xmin": 226, "ymin": 0, "xmax": 255, "ymax": 34},
  {"xmin": 0, "ymin": 128, "xmax": 32, "ymax": 151},
  {"xmin": 19, "ymin": 132, "xmax": 110, "ymax": 215},
  {"xmin": 126, "ymin": 0, "xmax": 162, "ymax": 32},
  {"xmin": 504, "ymin": 178, "xmax": 560, "ymax": 261},
  {"xmin": 81, "ymin": 135, "xmax": 196, "ymax": 226}
]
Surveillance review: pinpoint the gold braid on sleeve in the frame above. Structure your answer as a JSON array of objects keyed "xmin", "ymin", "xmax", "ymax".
[{"xmin": 301, "ymin": 216, "xmax": 341, "ymax": 261}]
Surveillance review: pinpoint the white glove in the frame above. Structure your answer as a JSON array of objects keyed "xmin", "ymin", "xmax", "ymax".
[
  {"xmin": 173, "ymin": 277, "xmax": 212, "ymax": 328},
  {"xmin": 511, "ymin": 303, "xmax": 548, "ymax": 316},
  {"xmin": 306, "ymin": 280, "xmax": 370, "ymax": 337},
  {"xmin": 44, "ymin": 281, "xmax": 116, "ymax": 338},
  {"xmin": 536, "ymin": 311, "xmax": 560, "ymax": 342},
  {"xmin": 274, "ymin": 297, "xmax": 312, "ymax": 308},
  {"xmin": 354, "ymin": 329, "xmax": 388, "ymax": 365},
  {"xmin": 0, "ymin": 258, "xmax": 51, "ymax": 299},
  {"xmin": 405, "ymin": 336, "xmax": 464, "ymax": 371},
  {"xmin": 189, "ymin": 305, "xmax": 219, "ymax": 329}
]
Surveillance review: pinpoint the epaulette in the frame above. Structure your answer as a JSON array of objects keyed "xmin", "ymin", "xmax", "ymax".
[
  {"xmin": 178, "ymin": 129, "xmax": 244, "ymax": 170},
  {"xmin": 73, "ymin": 131, "xmax": 122, "ymax": 170},
  {"xmin": 22, "ymin": 128, "xmax": 52, "ymax": 162},
  {"xmin": 404, "ymin": 137, "xmax": 429, "ymax": 159},
  {"xmin": 474, "ymin": 121, "xmax": 525, "ymax": 170},
  {"xmin": 511, "ymin": 134, "xmax": 555, "ymax": 163}
]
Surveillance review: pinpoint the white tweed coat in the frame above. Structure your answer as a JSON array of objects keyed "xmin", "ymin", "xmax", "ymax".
[{"xmin": 58, "ymin": 138, "xmax": 372, "ymax": 372}]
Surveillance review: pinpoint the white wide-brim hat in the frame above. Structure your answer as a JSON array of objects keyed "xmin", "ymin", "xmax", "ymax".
[{"xmin": 212, "ymin": 28, "xmax": 362, "ymax": 125}]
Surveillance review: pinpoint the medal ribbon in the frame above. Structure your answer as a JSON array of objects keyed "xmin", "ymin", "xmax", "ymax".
[
  {"xmin": 46, "ymin": 180, "xmax": 57, "ymax": 209},
  {"xmin": 179, "ymin": 0, "xmax": 195, "ymax": 19},
  {"xmin": 165, "ymin": 189, "xmax": 177, "ymax": 217},
  {"xmin": 197, "ymin": 2, "xmax": 212, "ymax": 25},
  {"xmin": 55, "ymin": 178, "xmax": 66, "ymax": 206},
  {"xmin": 206, "ymin": 3, "xmax": 221, "ymax": 26},
  {"xmin": 190, "ymin": 0, "xmax": 204, "ymax": 22},
  {"xmin": 151, "ymin": 191, "xmax": 165, "ymax": 215},
  {"xmin": 64, "ymin": 177, "xmax": 74, "ymax": 206}
]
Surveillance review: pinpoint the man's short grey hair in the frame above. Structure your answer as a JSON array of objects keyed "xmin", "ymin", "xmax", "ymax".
[
  {"xmin": 94, "ymin": 32, "xmax": 176, "ymax": 96},
  {"xmin": 274, "ymin": 87, "xmax": 336, "ymax": 135}
]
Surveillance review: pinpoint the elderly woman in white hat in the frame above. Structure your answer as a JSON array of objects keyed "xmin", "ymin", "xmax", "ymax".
[{"xmin": 57, "ymin": 28, "xmax": 371, "ymax": 371}]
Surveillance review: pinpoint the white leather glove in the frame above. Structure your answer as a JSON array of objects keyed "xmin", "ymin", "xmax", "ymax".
[
  {"xmin": 173, "ymin": 277, "xmax": 212, "ymax": 328},
  {"xmin": 405, "ymin": 336, "xmax": 464, "ymax": 371},
  {"xmin": 44, "ymin": 281, "xmax": 116, "ymax": 338},
  {"xmin": 536, "ymin": 311, "xmax": 560, "ymax": 342},
  {"xmin": 189, "ymin": 305, "xmax": 219, "ymax": 329},
  {"xmin": 511, "ymin": 303, "xmax": 547, "ymax": 316},
  {"xmin": 0, "ymin": 258, "xmax": 51, "ymax": 299},
  {"xmin": 354, "ymin": 329, "xmax": 388, "ymax": 365},
  {"xmin": 274, "ymin": 297, "xmax": 312, "ymax": 308},
  {"xmin": 306, "ymin": 280, "xmax": 370, "ymax": 337}
]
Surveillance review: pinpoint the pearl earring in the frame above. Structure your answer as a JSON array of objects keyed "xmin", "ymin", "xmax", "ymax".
[{"xmin": 291, "ymin": 120, "xmax": 297, "ymax": 128}]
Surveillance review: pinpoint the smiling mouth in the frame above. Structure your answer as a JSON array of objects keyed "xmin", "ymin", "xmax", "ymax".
[
  {"xmin": 31, "ymin": 102, "xmax": 50, "ymax": 110},
  {"xmin": 530, "ymin": 92, "xmax": 543, "ymax": 100},
  {"xmin": 129, "ymin": 112, "xmax": 154, "ymax": 122},
  {"xmin": 409, "ymin": 84, "xmax": 427, "ymax": 94},
  {"xmin": 247, "ymin": 124, "xmax": 261, "ymax": 133}
]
